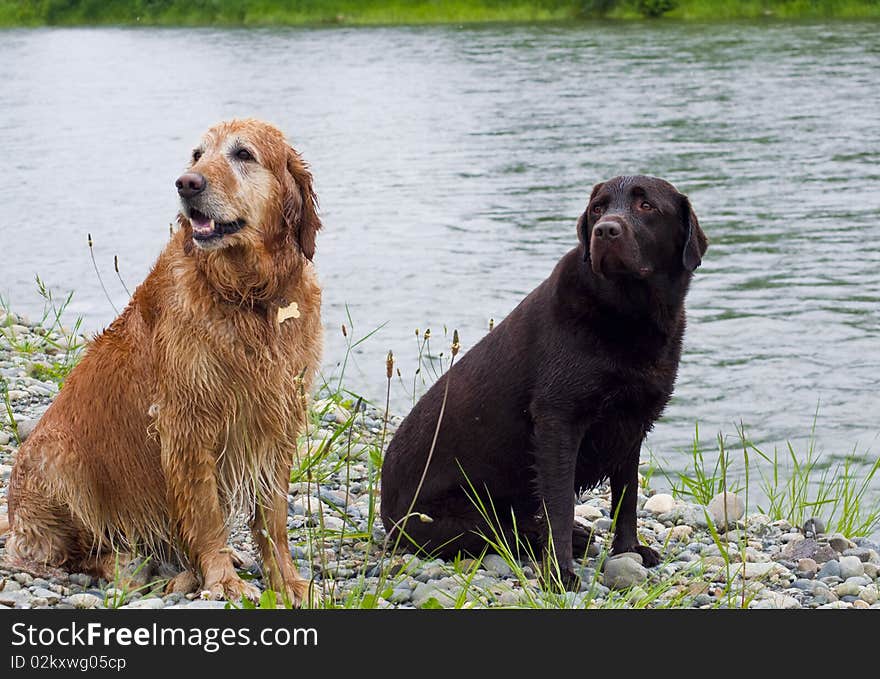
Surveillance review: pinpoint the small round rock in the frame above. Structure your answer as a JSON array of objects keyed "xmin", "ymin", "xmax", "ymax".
[{"xmin": 643, "ymin": 494, "xmax": 675, "ymax": 515}]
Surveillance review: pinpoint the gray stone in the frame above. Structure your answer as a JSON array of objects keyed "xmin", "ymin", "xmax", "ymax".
[
  {"xmin": 387, "ymin": 588, "xmax": 412, "ymax": 604},
  {"xmin": 593, "ymin": 518, "xmax": 613, "ymax": 532},
  {"xmin": 0, "ymin": 432, "xmax": 10, "ymax": 446},
  {"xmin": 803, "ymin": 517, "xmax": 825, "ymax": 536},
  {"xmin": 178, "ymin": 600, "xmax": 229, "ymax": 609},
  {"xmin": 643, "ymin": 494, "xmax": 675, "ymax": 515},
  {"xmin": 0, "ymin": 590, "xmax": 32, "ymax": 607},
  {"xmin": 707, "ymin": 491, "xmax": 745, "ymax": 529},
  {"xmin": 411, "ymin": 581, "xmax": 454, "ymax": 608},
  {"xmin": 15, "ymin": 418, "xmax": 38, "ymax": 441},
  {"xmin": 843, "ymin": 547, "xmax": 875, "ymax": 563},
  {"xmin": 816, "ymin": 560, "xmax": 841, "ymax": 579},
  {"xmin": 575, "ymin": 504, "xmax": 604, "ymax": 521},
  {"xmin": 30, "ymin": 587, "xmax": 61, "ymax": 604},
  {"xmin": 2, "ymin": 580, "xmax": 23, "ymax": 592},
  {"xmin": 482, "ymin": 555, "xmax": 514, "ymax": 578},
  {"xmin": 781, "ymin": 537, "xmax": 821, "ymax": 562},
  {"xmin": 835, "ymin": 580, "xmax": 862, "ymax": 597},
  {"xmin": 68, "ymin": 593, "xmax": 102, "ymax": 609},
  {"xmin": 859, "ymin": 585, "xmax": 878, "ymax": 604},
  {"xmin": 13, "ymin": 572, "xmax": 34, "ymax": 586},
  {"xmin": 121, "ymin": 597, "xmax": 165, "ymax": 609},
  {"xmin": 838, "ymin": 555, "xmax": 864, "ymax": 580},
  {"xmin": 603, "ymin": 556, "xmax": 648, "ymax": 590},
  {"xmin": 792, "ymin": 578, "xmax": 818, "ymax": 592}
]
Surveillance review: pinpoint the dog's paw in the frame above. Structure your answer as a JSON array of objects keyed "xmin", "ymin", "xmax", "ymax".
[
  {"xmin": 165, "ymin": 570, "xmax": 199, "ymax": 595},
  {"xmin": 202, "ymin": 575, "xmax": 261, "ymax": 603},
  {"xmin": 281, "ymin": 578, "xmax": 322, "ymax": 609},
  {"xmin": 613, "ymin": 544, "xmax": 661, "ymax": 568}
]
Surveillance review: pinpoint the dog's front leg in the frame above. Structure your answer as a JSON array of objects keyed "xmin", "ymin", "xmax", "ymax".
[
  {"xmin": 161, "ymin": 436, "xmax": 259, "ymax": 602},
  {"xmin": 530, "ymin": 409, "xmax": 582, "ymax": 591},
  {"xmin": 251, "ymin": 456, "xmax": 316, "ymax": 608},
  {"xmin": 609, "ymin": 441, "xmax": 660, "ymax": 567}
]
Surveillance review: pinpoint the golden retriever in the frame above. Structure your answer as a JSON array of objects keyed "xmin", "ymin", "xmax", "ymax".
[{"xmin": 2, "ymin": 119, "xmax": 322, "ymax": 605}]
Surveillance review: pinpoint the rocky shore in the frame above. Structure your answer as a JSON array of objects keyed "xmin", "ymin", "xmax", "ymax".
[{"xmin": 1, "ymin": 311, "xmax": 879, "ymax": 610}]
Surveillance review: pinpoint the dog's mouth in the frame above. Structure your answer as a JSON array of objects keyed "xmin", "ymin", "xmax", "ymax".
[
  {"xmin": 590, "ymin": 242, "xmax": 652, "ymax": 280},
  {"xmin": 187, "ymin": 208, "xmax": 246, "ymax": 243}
]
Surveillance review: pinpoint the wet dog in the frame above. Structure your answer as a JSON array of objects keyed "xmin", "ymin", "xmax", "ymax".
[
  {"xmin": 381, "ymin": 175, "xmax": 707, "ymax": 587},
  {"xmin": 3, "ymin": 119, "xmax": 322, "ymax": 605}
]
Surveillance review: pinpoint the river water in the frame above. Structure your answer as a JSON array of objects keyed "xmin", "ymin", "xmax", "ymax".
[{"xmin": 1, "ymin": 22, "xmax": 878, "ymax": 510}]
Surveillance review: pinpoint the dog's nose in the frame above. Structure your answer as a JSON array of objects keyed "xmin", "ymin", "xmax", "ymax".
[
  {"xmin": 175, "ymin": 172, "xmax": 206, "ymax": 198},
  {"xmin": 593, "ymin": 221, "xmax": 622, "ymax": 241}
]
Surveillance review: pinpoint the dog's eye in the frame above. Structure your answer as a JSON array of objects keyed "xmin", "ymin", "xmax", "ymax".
[
  {"xmin": 591, "ymin": 204, "xmax": 605, "ymax": 215},
  {"xmin": 192, "ymin": 149, "xmax": 203, "ymax": 162},
  {"xmin": 235, "ymin": 148, "xmax": 255, "ymax": 162},
  {"xmin": 640, "ymin": 201, "xmax": 654, "ymax": 211}
]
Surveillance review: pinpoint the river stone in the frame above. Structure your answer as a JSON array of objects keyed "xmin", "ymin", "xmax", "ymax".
[
  {"xmin": 644, "ymin": 494, "xmax": 675, "ymax": 515},
  {"xmin": 121, "ymin": 597, "xmax": 165, "ymax": 609},
  {"xmin": 68, "ymin": 573, "xmax": 93, "ymax": 588},
  {"xmin": 860, "ymin": 585, "xmax": 878, "ymax": 605},
  {"xmin": 575, "ymin": 504, "xmax": 604, "ymax": 521},
  {"xmin": 667, "ymin": 525, "xmax": 693, "ymax": 542},
  {"xmin": 843, "ymin": 547, "xmax": 875, "ymax": 563},
  {"xmin": 15, "ymin": 418, "xmax": 38, "ymax": 441},
  {"xmin": 803, "ymin": 517, "xmax": 825, "ymax": 536},
  {"xmin": 68, "ymin": 593, "xmax": 102, "ymax": 609},
  {"xmin": 0, "ymin": 432, "xmax": 10, "ymax": 446},
  {"xmin": 0, "ymin": 590, "xmax": 31, "ymax": 607},
  {"xmin": 781, "ymin": 537, "xmax": 819, "ymax": 561},
  {"xmin": 828, "ymin": 535, "xmax": 855, "ymax": 553},
  {"xmin": 796, "ymin": 558, "xmax": 818, "ymax": 577},
  {"xmin": 482, "ymin": 555, "xmax": 513, "ymax": 578},
  {"xmin": 31, "ymin": 587, "xmax": 61, "ymax": 604},
  {"xmin": 593, "ymin": 518, "xmax": 613, "ymax": 532},
  {"xmin": 707, "ymin": 492, "xmax": 744, "ymax": 529},
  {"xmin": 838, "ymin": 555, "xmax": 864, "ymax": 579},
  {"xmin": 603, "ymin": 556, "xmax": 648, "ymax": 589},
  {"xmin": 835, "ymin": 580, "xmax": 862, "ymax": 597}
]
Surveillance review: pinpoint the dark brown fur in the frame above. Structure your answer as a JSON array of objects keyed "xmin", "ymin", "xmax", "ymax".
[{"xmin": 381, "ymin": 175, "xmax": 707, "ymax": 588}]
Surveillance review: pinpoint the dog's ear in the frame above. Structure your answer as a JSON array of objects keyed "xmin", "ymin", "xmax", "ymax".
[
  {"xmin": 680, "ymin": 194, "xmax": 708, "ymax": 272},
  {"xmin": 578, "ymin": 181, "xmax": 605, "ymax": 261},
  {"xmin": 282, "ymin": 146, "xmax": 321, "ymax": 261}
]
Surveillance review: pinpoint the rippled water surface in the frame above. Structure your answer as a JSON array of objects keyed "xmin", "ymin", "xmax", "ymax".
[{"xmin": 1, "ymin": 22, "xmax": 879, "ymax": 501}]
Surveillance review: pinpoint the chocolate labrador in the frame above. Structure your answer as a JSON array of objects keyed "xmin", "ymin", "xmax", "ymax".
[{"xmin": 381, "ymin": 175, "xmax": 708, "ymax": 588}]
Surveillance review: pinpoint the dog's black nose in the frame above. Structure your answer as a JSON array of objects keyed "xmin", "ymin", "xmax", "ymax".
[
  {"xmin": 593, "ymin": 221, "xmax": 622, "ymax": 240},
  {"xmin": 176, "ymin": 172, "xmax": 206, "ymax": 198}
]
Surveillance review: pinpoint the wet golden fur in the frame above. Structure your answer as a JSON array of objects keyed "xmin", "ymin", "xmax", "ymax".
[{"xmin": 3, "ymin": 119, "xmax": 323, "ymax": 605}]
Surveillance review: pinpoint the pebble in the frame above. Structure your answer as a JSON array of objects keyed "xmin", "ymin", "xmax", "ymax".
[
  {"xmin": 482, "ymin": 555, "xmax": 514, "ymax": 578},
  {"xmin": 67, "ymin": 593, "xmax": 102, "ymax": 609},
  {"xmin": 120, "ymin": 597, "xmax": 165, "ymax": 609},
  {"xmin": 574, "ymin": 504, "xmax": 604, "ymax": 521},
  {"xmin": 643, "ymin": 493, "xmax": 675, "ymax": 515},
  {"xmin": 706, "ymin": 491, "xmax": 745, "ymax": 529},
  {"xmin": 796, "ymin": 558, "xmax": 818, "ymax": 577},
  {"xmin": 828, "ymin": 535, "xmax": 855, "ymax": 553},
  {"xmin": 15, "ymin": 418, "xmax": 38, "ymax": 441},
  {"xmin": 838, "ymin": 555, "xmax": 864, "ymax": 579},
  {"xmin": 1, "ymin": 313, "xmax": 878, "ymax": 612},
  {"xmin": 859, "ymin": 585, "xmax": 878, "ymax": 604},
  {"xmin": 603, "ymin": 555, "xmax": 648, "ymax": 589},
  {"xmin": 31, "ymin": 587, "xmax": 61, "ymax": 604},
  {"xmin": 816, "ymin": 560, "xmax": 841, "ymax": 579}
]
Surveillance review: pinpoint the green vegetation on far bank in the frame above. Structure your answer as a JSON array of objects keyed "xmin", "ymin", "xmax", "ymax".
[{"xmin": 1, "ymin": 0, "xmax": 879, "ymax": 27}]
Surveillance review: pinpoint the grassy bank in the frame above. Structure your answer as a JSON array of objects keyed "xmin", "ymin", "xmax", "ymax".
[
  {"xmin": 2, "ymin": 288, "xmax": 880, "ymax": 609},
  {"xmin": 1, "ymin": 0, "xmax": 878, "ymax": 27}
]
